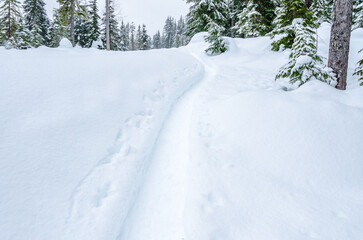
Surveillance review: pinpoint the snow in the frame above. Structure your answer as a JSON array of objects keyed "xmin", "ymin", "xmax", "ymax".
[
  {"xmin": 1, "ymin": 24, "xmax": 363, "ymax": 240},
  {"xmin": 59, "ymin": 38, "xmax": 73, "ymax": 48}
]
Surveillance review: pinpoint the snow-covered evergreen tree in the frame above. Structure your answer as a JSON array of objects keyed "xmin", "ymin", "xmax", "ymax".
[
  {"xmin": 353, "ymin": 0, "xmax": 363, "ymax": 30},
  {"xmin": 88, "ymin": 0, "xmax": 100, "ymax": 45},
  {"xmin": 74, "ymin": 10, "xmax": 93, "ymax": 47},
  {"xmin": 135, "ymin": 24, "xmax": 141, "ymax": 50},
  {"xmin": 120, "ymin": 21, "xmax": 129, "ymax": 51},
  {"xmin": 175, "ymin": 16, "xmax": 187, "ymax": 47},
  {"xmin": 234, "ymin": 0, "xmax": 268, "ymax": 37},
  {"xmin": 8, "ymin": 18, "xmax": 32, "ymax": 49},
  {"xmin": 276, "ymin": 19, "xmax": 334, "ymax": 88},
  {"xmin": 23, "ymin": 0, "xmax": 50, "ymax": 46},
  {"xmin": 205, "ymin": 20, "xmax": 226, "ymax": 55},
  {"xmin": 129, "ymin": 22, "xmax": 135, "ymax": 50},
  {"xmin": 311, "ymin": 0, "xmax": 333, "ymax": 25},
  {"xmin": 100, "ymin": 0, "xmax": 120, "ymax": 51},
  {"xmin": 139, "ymin": 24, "xmax": 150, "ymax": 50},
  {"xmin": 0, "ymin": 0, "xmax": 22, "ymax": 43},
  {"xmin": 270, "ymin": 0, "xmax": 315, "ymax": 51},
  {"xmin": 353, "ymin": 49, "xmax": 363, "ymax": 86},
  {"xmin": 48, "ymin": 9, "xmax": 69, "ymax": 47},
  {"xmin": 152, "ymin": 30, "xmax": 161, "ymax": 49},
  {"xmin": 163, "ymin": 16, "xmax": 176, "ymax": 48}
]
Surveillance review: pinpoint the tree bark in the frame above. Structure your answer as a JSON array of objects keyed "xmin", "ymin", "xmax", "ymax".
[
  {"xmin": 105, "ymin": 0, "xmax": 110, "ymax": 51},
  {"xmin": 328, "ymin": 0, "xmax": 353, "ymax": 90},
  {"xmin": 70, "ymin": 0, "xmax": 75, "ymax": 47}
]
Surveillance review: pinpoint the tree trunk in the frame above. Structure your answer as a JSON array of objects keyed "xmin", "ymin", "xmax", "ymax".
[
  {"xmin": 105, "ymin": 0, "xmax": 110, "ymax": 51},
  {"xmin": 328, "ymin": 0, "xmax": 353, "ymax": 90},
  {"xmin": 70, "ymin": 0, "xmax": 75, "ymax": 47}
]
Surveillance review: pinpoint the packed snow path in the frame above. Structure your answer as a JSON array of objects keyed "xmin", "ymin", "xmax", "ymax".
[{"xmin": 1, "ymin": 25, "xmax": 363, "ymax": 240}]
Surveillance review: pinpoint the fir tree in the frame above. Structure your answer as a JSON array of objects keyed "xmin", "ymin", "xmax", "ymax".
[
  {"xmin": 119, "ymin": 21, "xmax": 129, "ymax": 51},
  {"xmin": 152, "ymin": 30, "xmax": 161, "ymax": 49},
  {"xmin": 353, "ymin": 0, "xmax": 363, "ymax": 30},
  {"xmin": 175, "ymin": 16, "xmax": 187, "ymax": 47},
  {"xmin": 129, "ymin": 22, "xmax": 135, "ymax": 50},
  {"xmin": 253, "ymin": 0, "xmax": 276, "ymax": 34},
  {"xmin": 234, "ymin": 0, "xmax": 268, "ymax": 37},
  {"xmin": 270, "ymin": 0, "xmax": 315, "ymax": 51},
  {"xmin": 205, "ymin": 20, "xmax": 227, "ymax": 55},
  {"xmin": 0, "ymin": 0, "xmax": 22, "ymax": 43},
  {"xmin": 139, "ymin": 24, "xmax": 150, "ymax": 50},
  {"xmin": 48, "ymin": 9, "xmax": 69, "ymax": 47},
  {"xmin": 100, "ymin": 0, "xmax": 120, "ymax": 51},
  {"xmin": 353, "ymin": 49, "xmax": 363, "ymax": 86},
  {"xmin": 311, "ymin": 0, "xmax": 333, "ymax": 25},
  {"xmin": 136, "ymin": 24, "xmax": 141, "ymax": 50},
  {"xmin": 8, "ymin": 18, "xmax": 32, "ymax": 49},
  {"xmin": 23, "ymin": 0, "xmax": 50, "ymax": 46},
  {"xmin": 74, "ymin": 10, "xmax": 93, "ymax": 47},
  {"xmin": 276, "ymin": 19, "xmax": 334, "ymax": 88},
  {"xmin": 88, "ymin": 0, "xmax": 100, "ymax": 45},
  {"xmin": 162, "ymin": 16, "xmax": 176, "ymax": 48}
]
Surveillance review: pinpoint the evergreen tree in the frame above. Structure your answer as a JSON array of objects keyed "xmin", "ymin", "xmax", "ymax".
[
  {"xmin": 88, "ymin": 0, "xmax": 100, "ymax": 45},
  {"xmin": 225, "ymin": 0, "xmax": 244, "ymax": 37},
  {"xmin": 8, "ymin": 18, "xmax": 32, "ymax": 49},
  {"xmin": 311, "ymin": 0, "xmax": 333, "ymax": 25},
  {"xmin": 353, "ymin": 0, "xmax": 363, "ymax": 30},
  {"xmin": 23, "ymin": 0, "xmax": 50, "ymax": 46},
  {"xmin": 270, "ymin": 0, "xmax": 315, "ymax": 51},
  {"xmin": 234, "ymin": 1, "xmax": 268, "ymax": 37},
  {"xmin": 163, "ymin": 16, "xmax": 176, "ymax": 48},
  {"xmin": 205, "ymin": 20, "xmax": 227, "ymax": 55},
  {"xmin": 253, "ymin": 0, "xmax": 276, "ymax": 34},
  {"xmin": 120, "ymin": 21, "xmax": 129, "ymax": 51},
  {"xmin": 175, "ymin": 16, "xmax": 187, "ymax": 47},
  {"xmin": 48, "ymin": 9, "xmax": 69, "ymax": 47},
  {"xmin": 136, "ymin": 24, "xmax": 141, "ymax": 50},
  {"xmin": 353, "ymin": 49, "xmax": 363, "ymax": 86},
  {"xmin": 129, "ymin": 22, "xmax": 135, "ymax": 50},
  {"xmin": 0, "ymin": 0, "xmax": 22, "ymax": 43},
  {"xmin": 100, "ymin": 0, "xmax": 120, "ymax": 50},
  {"xmin": 152, "ymin": 30, "xmax": 161, "ymax": 49},
  {"xmin": 276, "ymin": 19, "xmax": 334, "ymax": 88},
  {"xmin": 74, "ymin": 10, "xmax": 93, "ymax": 47},
  {"xmin": 139, "ymin": 24, "xmax": 150, "ymax": 50}
]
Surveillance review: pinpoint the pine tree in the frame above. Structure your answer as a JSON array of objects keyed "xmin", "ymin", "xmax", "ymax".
[
  {"xmin": 163, "ymin": 16, "xmax": 176, "ymax": 48},
  {"xmin": 353, "ymin": 49, "xmax": 363, "ymax": 86},
  {"xmin": 270, "ymin": 0, "xmax": 315, "ymax": 51},
  {"xmin": 48, "ymin": 9, "xmax": 69, "ymax": 47},
  {"xmin": 23, "ymin": 0, "xmax": 50, "ymax": 46},
  {"xmin": 0, "ymin": 0, "xmax": 22, "ymax": 43},
  {"xmin": 88, "ymin": 0, "xmax": 100, "ymax": 45},
  {"xmin": 353, "ymin": 0, "xmax": 363, "ymax": 30},
  {"xmin": 253, "ymin": 0, "xmax": 276, "ymax": 34},
  {"xmin": 276, "ymin": 19, "xmax": 334, "ymax": 88},
  {"xmin": 120, "ymin": 21, "xmax": 129, "ymax": 51},
  {"xmin": 205, "ymin": 20, "xmax": 227, "ymax": 55},
  {"xmin": 139, "ymin": 24, "xmax": 150, "ymax": 50},
  {"xmin": 175, "ymin": 16, "xmax": 187, "ymax": 47},
  {"xmin": 8, "ymin": 18, "xmax": 32, "ymax": 49},
  {"xmin": 74, "ymin": 10, "xmax": 93, "ymax": 47},
  {"xmin": 135, "ymin": 24, "xmax": 141, "ymax": 50},
  {"xmin": 234, "ymin": 1, "xmax": 268, "ymax": 37},
  {"xmin": 100, "ymin": 0, "xmax": 120, "ymax": 50},
  {"xmin": 129, "ymin": 22, "xmax": 135, "ymax": 50},
  {"xmin": 311, "ymin": 0, "xmax": 333, "ymax": 25},
  {"xmin": 152, "ymin": 30, "xmax": 161, "ymax": 49}
]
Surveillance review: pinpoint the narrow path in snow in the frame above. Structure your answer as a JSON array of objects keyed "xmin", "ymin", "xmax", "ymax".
[{"xmin": 116, "ymin": 52, "xmax": 217, "ymax": 240}]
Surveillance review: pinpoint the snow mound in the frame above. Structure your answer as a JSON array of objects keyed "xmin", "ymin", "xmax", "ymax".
[
  {"xmin": 59, "ymin": 38, "xmax": 73, "ymax": 48},
  {"xmin": 188, "ymin": 32, "xmax": 208, "ymax": 44}
]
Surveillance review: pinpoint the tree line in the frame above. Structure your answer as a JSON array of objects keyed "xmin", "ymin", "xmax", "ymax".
[{"xmin": 0, "ymin": 0, "xmax": 189, "ymax": 50}]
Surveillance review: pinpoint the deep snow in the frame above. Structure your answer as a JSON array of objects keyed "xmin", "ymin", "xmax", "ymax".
[{"xmin": 0, "ymin": 23, "xmax": 362, "ymax": 240}]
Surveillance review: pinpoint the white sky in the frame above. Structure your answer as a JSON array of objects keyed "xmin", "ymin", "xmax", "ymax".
[{"xmin": 43, "ymin": 0, "xmax": 190, "ymax": 34}]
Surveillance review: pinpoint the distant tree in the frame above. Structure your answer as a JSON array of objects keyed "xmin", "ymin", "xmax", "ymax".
[
  {"xmin": 328, "ymin": 0, "xmax": 353, "ymax": 90},
  {"xmin": 175, "ymin": 16, "xmax": 187, "ymax": 47},
  {"xmin": 152, "ymin": 30, "xmax": 161, "ymax": 49},
  {"xmin": 139, "ymin": 24, "xmax": 150, "ymax": 50},
  {"xmin": 100, "ymin": 0, "xmax": 120, "ymax": 50},
  {"xmin": 163, "ymin": 16, "xmax": 176, "ymax": 48},
  {"xmin": 129, "ymin": 22, "xmax": 135, "ymax": 50},
  {"xmin": 120, "ymin": 21, "xmax": 129, "ymax": 51}
]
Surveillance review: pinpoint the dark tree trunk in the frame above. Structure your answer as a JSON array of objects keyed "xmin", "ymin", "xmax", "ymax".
[
  {"xmin": 70, "ymin": 0, "xmax": 75, "ymax": 47},
  {"xmin": 328, "ymin": 0, "xmax": 353, "ymax": 90}
]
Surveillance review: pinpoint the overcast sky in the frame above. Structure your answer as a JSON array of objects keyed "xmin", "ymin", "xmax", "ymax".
[{"xmin": 44, "ymin": 0, "xmax": 190, "ymax": 34}]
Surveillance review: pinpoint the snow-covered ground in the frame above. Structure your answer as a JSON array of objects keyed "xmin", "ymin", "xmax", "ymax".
[{"xmin": 0, "ymin": 24, "xmax": 362, "ymax": 240}]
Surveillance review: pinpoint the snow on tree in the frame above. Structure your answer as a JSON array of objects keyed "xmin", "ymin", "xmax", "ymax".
[
  {"xmin": 48, "ymin": 9, "xmax": 69, "ymax": 47},
  {"xmin": 138, "ymin": 24, "xmax": 151, "ymax": 50},
  {"xmin": 100, "ymin": 0, "xmax": 120, "ymax": 51},
  {"xmin": 152, "ymin": 30, "xmax": 161, "ymax": 49},
  {"xmin": 163, "ymin": 16, "xmax": 176, "ymax": 48},
  {"xmin": 353, "ymin": 0, "xmax": 363, "ymax": 30},
  {"xmin": 234, "ymin": 0, "xmax": 268, "ymax": 37},
  {"xmin": 8, "ymin": 18, "xmax": 32, "ymax": 49},
  {"xmin": 270, "ymin": 0, "xmax": 315, "ymax": 51},
  {"xmin": 174, "ymin": 16, "xmax": 187, "ymax": 48},
  {"xmin": 0, "ymin": 0, "xmax": 22, "ymax": 43},
  {"xmin": 311, "ymin": 0, "xmax": 333, "ymax": 25},
  {"xmin": 120, "ymin": 21, "xmax": 129, "ymax": 51},
  {"xmin": 23, "ymin": 0, "xmax": 50, "ymax": 46},
  {"xmin": 88, "ymin": 0, "xmax": 100, "ymax": 45},
  {"xmin": 74, "ymin": 9, "xmax": 93, "ymax": 48},
  {"xmin": 353, "ymin": 49, "xmax": 363, "ymax": 86},
  {"xmin": 205, "ymin": 20, "xmax": 226, "ymax": 55},
  {"xmin": 276, "ymin": 19, "xmax": 335, "ymax": 88},
  {"xmin": 129, "ymin": 22, "xmax": 136, "ymax": 50}
]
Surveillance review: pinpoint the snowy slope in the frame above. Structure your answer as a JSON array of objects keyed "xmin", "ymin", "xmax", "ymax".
[{"xmin": 1, "ymin": 24, "xmax": 363, "ymax": 240}]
